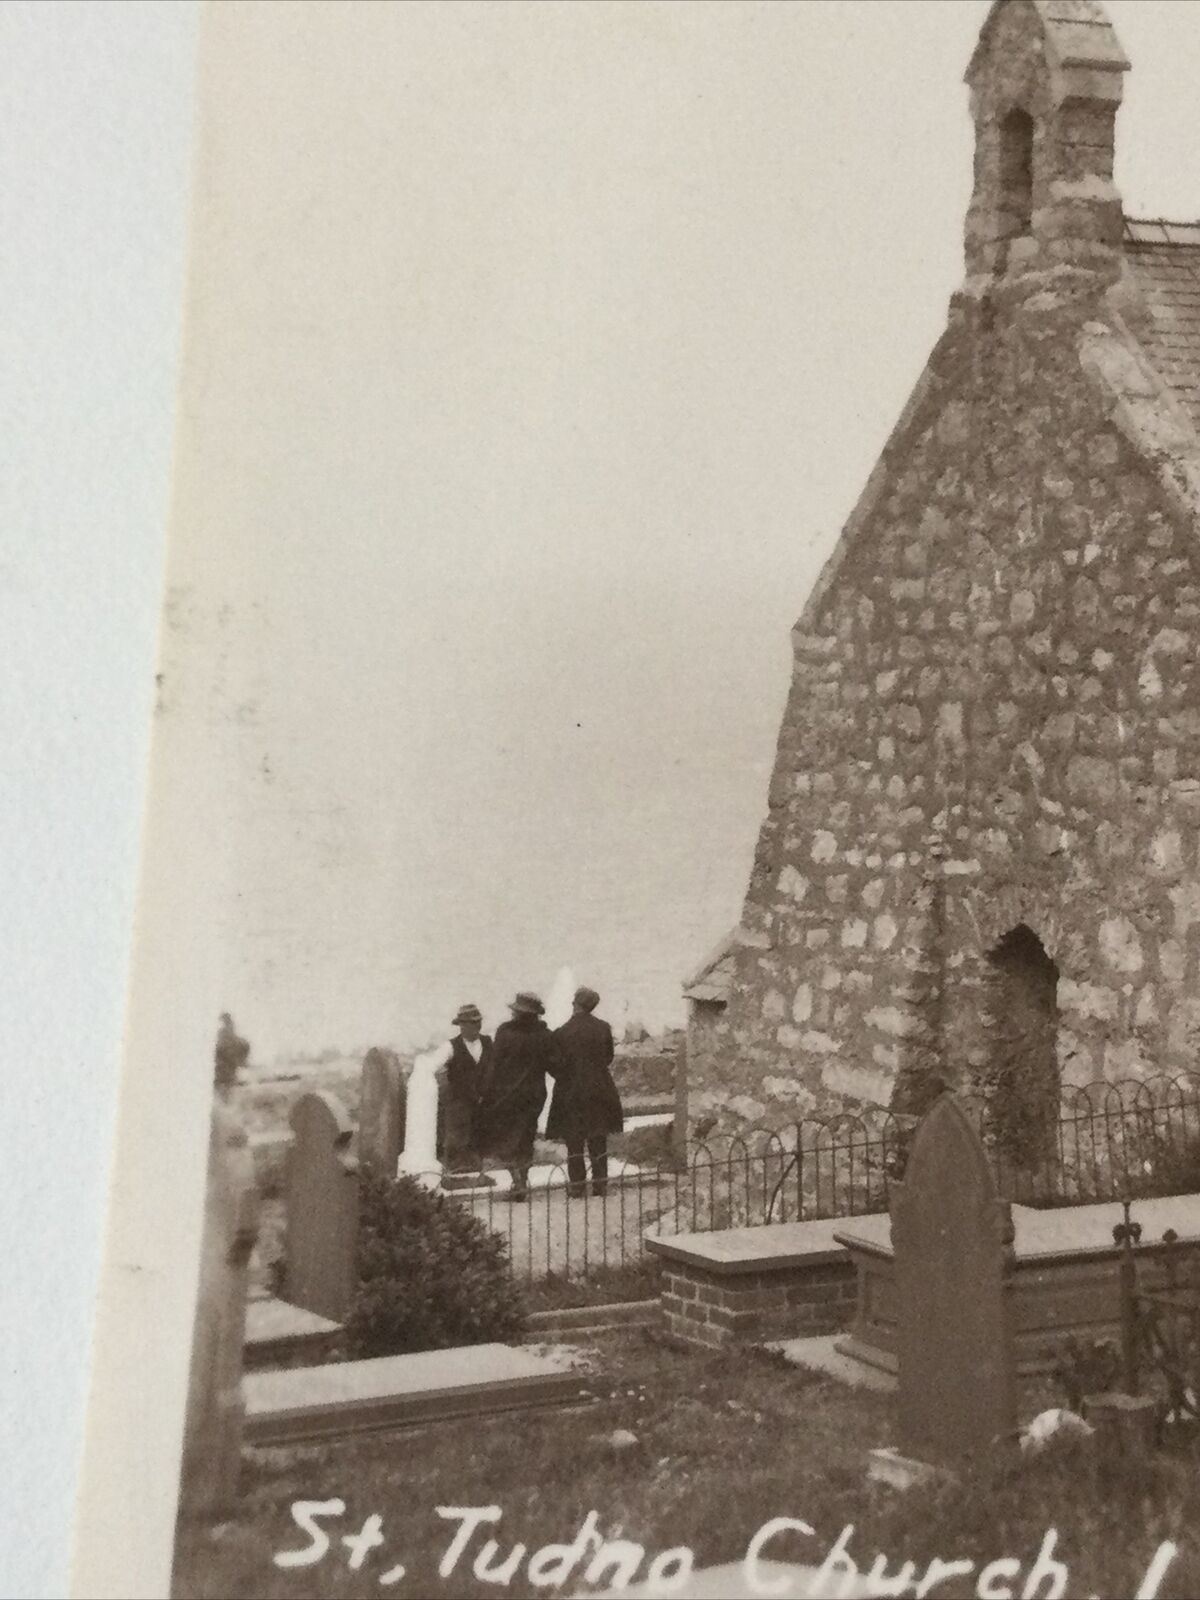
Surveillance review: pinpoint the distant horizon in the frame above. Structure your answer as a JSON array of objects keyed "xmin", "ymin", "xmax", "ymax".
[
  {"xmin": 165, "ymin": 0, "xmax": 1200, "ymax": 1063},
  {"xmin": 238, "ymin": 967, "xmax": 694, "ymax": 1068},
  {"xmin": 245, "ymin": 1017, "xmax": 688, "ymax": 1074}
]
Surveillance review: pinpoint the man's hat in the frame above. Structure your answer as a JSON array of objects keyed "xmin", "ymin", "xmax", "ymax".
[
  {"xmin": 453, "ymin": 1004, "xmax": 482, "ymax": 1026},
  {"xmin": 510, "ymin": 991, "xmax": 545, "ymax": 1016},
  {"xmin": 574, "ymin": 986, "xmax": 600, "ymax": 1012}
]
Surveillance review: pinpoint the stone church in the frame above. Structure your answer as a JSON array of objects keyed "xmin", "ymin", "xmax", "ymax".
[{"xmin": 686, "ymin": 0, "xmax": 1200, "ymax": 1139}]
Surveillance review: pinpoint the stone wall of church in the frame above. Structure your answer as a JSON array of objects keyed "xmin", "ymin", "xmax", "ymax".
[{"xmin": 695, "ymin": 285, "xmax": 1200, "ymax": 1135}]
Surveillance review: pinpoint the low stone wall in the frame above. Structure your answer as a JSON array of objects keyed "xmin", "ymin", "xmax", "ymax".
[
  {"xmin": 523, "ymin": 1301, "xmax": 659, "ymax": 1342},
  {"xmin": 647, "ymin": 1218, "xmax": 862, "ymax": 1351}
]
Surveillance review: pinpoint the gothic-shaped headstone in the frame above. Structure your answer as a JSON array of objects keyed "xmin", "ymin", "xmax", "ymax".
[
  {"xmin": 284, "ymin": 1091, "xmax": 359, "ymax": 1322},
  {"xmin": 359, "ymin": 1047, "xmax": 405, "ymax": 1176},
  {"xmin": 889, "ymin": 1091, "xmax": 1017, "ymax": 1470}
]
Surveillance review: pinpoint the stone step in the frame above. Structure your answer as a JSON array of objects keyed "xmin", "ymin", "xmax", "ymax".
[
  {"xmin": 524, "ymin": 1300, "xmax": 658, "ymax": 1336},
  {"xmin": 523, "ymin": 1323, "xmax": 651, "ymax": 1345},
  {"xmin": 534, "ymin": 1322, "xmax": 652, "ymax": 1343},
  {"xmin": 764, "ymin": 1333, "xmax": 896, "ymax": 1393},
  {"xmin": 243, "ymin": 1342, "xmax": 595, "ymax": 1446},
  {"xmin": 244, "ymin": 1297, "xmax": 341, "ymax": 1371}
]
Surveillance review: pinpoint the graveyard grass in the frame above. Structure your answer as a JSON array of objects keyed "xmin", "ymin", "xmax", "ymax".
[{"xmin": 174, "ymin": 1333, "xmax": 1200, "ymax": 1600}]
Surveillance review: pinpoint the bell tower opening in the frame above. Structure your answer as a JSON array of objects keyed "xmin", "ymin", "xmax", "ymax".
[
  {"xmin": 998, "ymin": 107, "xmax": 1033, "ymax": 243},
  {"xmin": 961, "ymin": 0, "xmax": 1128, "ymax": 285},
  {"xmin": 982, "ymin": 924, "xmax": 1060, "ymax": 1169}
]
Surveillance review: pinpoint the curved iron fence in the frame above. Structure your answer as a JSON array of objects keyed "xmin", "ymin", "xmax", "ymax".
[{"xmin": 428, "ymin": 1072, "xmax": 1200, "ymax": 1284}]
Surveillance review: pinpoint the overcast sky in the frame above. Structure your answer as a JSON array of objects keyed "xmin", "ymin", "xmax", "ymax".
[{"xmin": 164, "ymin": 0, "xmax": 1200, "ymax": 1059}]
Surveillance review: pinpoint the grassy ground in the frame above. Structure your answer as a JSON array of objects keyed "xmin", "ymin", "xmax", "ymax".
[
  {"xmin": 520, "ymin": 1260, "xmax": 660, "ymax": 1312},
  {"xmin": 174, "ymin": 1334, "xmax": 1200, "ymax": 1599}
]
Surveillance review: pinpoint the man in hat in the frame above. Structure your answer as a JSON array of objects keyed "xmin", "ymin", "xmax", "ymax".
[
  {"xmin": 548, "ymin": 986, "xmax": 624, "ymax": 1198},
  {"xmin": 477, "ymin": 991, "xmax": 562, "ymax": 1200},
  {"xmin": 427, "ymin": 1004, "xmax": 493, "ymax": 1176}
]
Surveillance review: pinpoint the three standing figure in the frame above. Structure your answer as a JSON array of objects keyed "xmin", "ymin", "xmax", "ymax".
[{"xmin": 468, "ymin": 984, "xmax": 626, "ymax": 1200}]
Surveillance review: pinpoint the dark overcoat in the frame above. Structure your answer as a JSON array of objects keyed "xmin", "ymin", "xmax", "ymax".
[
  {"xmin": 546, "ymin": 1011, "xmax": 624, "ymax": 1142},
  {"xmin": 476, "ymin": 1015, "xmax": 560, "ymax": 1165},
  {"xmin": 439, "ymin": 1034, "xmax": 494, "ymax": 1167}
]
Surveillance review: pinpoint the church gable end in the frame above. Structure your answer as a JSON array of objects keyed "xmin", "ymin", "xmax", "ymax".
[{"xmin": 693, "ymin": 2, "xmax": 1200, "ymax": 1138}]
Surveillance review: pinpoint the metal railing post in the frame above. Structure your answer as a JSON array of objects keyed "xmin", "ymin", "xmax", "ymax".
[{"xmin": 1113, "ymin": 1198, "xmax": 1143, "ymax": 1395}]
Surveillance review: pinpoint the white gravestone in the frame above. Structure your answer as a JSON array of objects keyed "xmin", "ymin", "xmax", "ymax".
[{"xmin": 397, "ymin": 1049, "xmax": 442, "ymax": 1187}]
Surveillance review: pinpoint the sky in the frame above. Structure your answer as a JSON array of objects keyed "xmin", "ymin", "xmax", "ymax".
[{"xmin": 163, "ymin": 0, "xmax": 1200, "ymax": 1061}]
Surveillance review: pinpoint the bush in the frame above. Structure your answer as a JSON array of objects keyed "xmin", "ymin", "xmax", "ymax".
[{"xmin": 343, "ymin": 1173, "xmax": 526, "ymax": 1357}]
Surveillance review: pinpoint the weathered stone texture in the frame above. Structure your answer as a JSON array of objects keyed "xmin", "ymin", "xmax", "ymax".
[
  {"xmin": 698, "ymin": 286, "xmax": 1200, "ymax": 1133},
  {"xmin": 691, "ymin": 13, "xmax": 1200, "ymax": 1142}
]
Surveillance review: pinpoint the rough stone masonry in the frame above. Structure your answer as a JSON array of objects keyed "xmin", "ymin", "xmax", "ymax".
[{"xmin": 691, "ymin": 0, "xmax": 1200, "ymax": 1137}]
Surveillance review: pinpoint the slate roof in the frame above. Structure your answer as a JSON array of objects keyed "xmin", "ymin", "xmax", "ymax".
[{"xmin": 1124, "ymin": 218, "xmax": 1200, "ymax": 436}]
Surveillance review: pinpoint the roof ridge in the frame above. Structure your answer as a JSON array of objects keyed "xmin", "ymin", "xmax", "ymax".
[
  {"xmin": 1121, "ymin": 233, "xmax": 1200, "ymax": 436},
  {"xmin": 1124, "ymin": 220, "xmax": 1200, "ymax": 272}
]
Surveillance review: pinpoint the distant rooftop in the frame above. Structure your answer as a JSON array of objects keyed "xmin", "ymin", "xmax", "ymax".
[{"xmin": 1123, "ymin": 218, "xmax": 1200, "ymax": 434}]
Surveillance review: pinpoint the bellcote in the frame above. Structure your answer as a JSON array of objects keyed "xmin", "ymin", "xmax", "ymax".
[{"xmin": 963, "ymin": 0, "xmax": 1129, "ymax": 287}]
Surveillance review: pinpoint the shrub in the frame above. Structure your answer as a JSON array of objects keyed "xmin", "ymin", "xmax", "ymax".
[{"xmin": 343, "ymin": 1173, "xmax": 526, "ymax": 1357}]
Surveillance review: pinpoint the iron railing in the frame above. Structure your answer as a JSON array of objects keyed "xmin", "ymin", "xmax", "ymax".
[
  {"xmin": 1050, "ymin": 1198, "xmax": 1200, "ymax": 1426},
  {"xmin": 425, "ymin": 1072, "xmax": 1200, "ymax": 1284}
]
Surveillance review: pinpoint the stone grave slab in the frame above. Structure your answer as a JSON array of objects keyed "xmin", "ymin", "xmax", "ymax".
[
  {"xmin": 585, "ymin": 1558, "xmax": 881, "ymax": 1598},
  {"xmin": 244, "ymin": 1342, "xmax": 594, "ymax": 1445},
  {"xmin": 648, "ymin": 1216, "xmax": 852, "ymax": 1275},
  {"xmin": 244, "ymin": 1297, "xmax": 341, "ymax": 1370},
  {"xmin": 766, "ymin": 1334, "xmax": 895, "ymax": 1394},
  {"xmin": 836, "ymin": 1191, "xmax": 1200, "ymax": 1378},
  {"xmin": 840, "ymin": 1193, "xmax": 1200, "ymax": 1264}
]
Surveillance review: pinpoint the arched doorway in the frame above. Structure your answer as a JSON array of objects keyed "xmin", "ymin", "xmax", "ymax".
[{"xmin": 982, "ymin": 924, "xmax": 1060, "ymax": 1167}]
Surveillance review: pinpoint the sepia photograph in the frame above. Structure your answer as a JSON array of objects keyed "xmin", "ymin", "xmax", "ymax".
[{"xmin": 64, "ymin": 1, "xmax": 1200, "ymax": 1596}]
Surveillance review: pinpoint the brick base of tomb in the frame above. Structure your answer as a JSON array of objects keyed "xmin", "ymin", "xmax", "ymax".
[
  {"xmin": 647, "ymin": 1193, "xmax": 1200, "ymax": 1361},
  {"xmin": 647, "ymin": 1220, "xmax": 859, "ymax": 1351}
]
